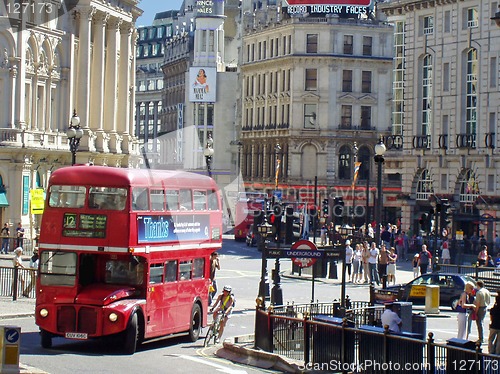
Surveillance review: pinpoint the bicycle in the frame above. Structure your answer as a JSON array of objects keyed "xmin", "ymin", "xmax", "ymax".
[{"xmin": 204, "ymin": 311, "xmax": 225, "ymax": 346}]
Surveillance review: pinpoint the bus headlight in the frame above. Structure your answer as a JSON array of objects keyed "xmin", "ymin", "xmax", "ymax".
[
  {"xmin": 40, "ymin": 309, "xmax": 49, "ymax": 318},
  {"xmin": 108, "ymin": 313, "xmax": 118, "ymax": 322}
]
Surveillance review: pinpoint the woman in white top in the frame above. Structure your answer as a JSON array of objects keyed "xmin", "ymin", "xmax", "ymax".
[{"xmin": 352, "ymin": 244, "xmax": 363, "ymax": 283}]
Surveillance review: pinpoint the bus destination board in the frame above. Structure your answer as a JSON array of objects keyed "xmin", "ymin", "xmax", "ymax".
[{"xmin": 62, "ymin": 213, "xmax": 107, "ymax": 238}]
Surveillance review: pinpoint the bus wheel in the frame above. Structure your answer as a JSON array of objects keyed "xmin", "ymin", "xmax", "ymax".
[
  {"xmin": 188, "ymin": 304, "xmax": 202, "ymax": 342},
  {"xmin": 40, "ymin": 329, "xmax": 52, "ymax": 349},
  {"xmin": 123, "ymin": 313, "xmax": 138, "ymax": 354}
]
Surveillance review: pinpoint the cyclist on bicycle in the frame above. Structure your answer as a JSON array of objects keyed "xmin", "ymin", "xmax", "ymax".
[{"xmin": 209, "ymin": 285, "xmax": 234, "ymax": 343}]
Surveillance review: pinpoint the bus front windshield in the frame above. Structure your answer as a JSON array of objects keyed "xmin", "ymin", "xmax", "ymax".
[{"xmin": 40, "ymin": 251, "xmax": 77, "ymax": 286}]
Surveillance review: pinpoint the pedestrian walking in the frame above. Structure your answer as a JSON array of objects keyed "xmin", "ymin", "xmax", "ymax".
[
  {"xmin": 412, "ymin": 253, "xmax": 420, "ymax": 278},
  {"xmin": 1, "ymin": 223, "xmax": 9, "ymax": 254},
  {"xmin": 344, "ymin": 240, "xmax": 353, "ymax": 282},
  {"xmin": 417, "ymin": 245, "xmax": 431, "ymax": 275},
  {"xmin": 209, "ymin": 252, "xmax": 220, "ymax": 305},
  {"xmin": 368, "ymin": 242, "xmax": 380, "ymax": 285},
  {"xmin": 12, "ymin": 247, "xmax": 29, "ymax": 297},
  {"xmin": 378, "ymin": 244, "xmax": 389, "ymax": 283},
  {"xmin": 352, "ymin": 243, "xmax": 363, "ymax": 283},
  {"xmin": 387, "ymin": 247, "xmax": 397, "ymax": 285},
  {"xmin": 488, "ymin": 295, "xmax": 500, "ymax": 355},
  {"xmin": 457, "ymin": 282, "xmax": 476, "ymax": 340},
  {"xmin": 361, "ymin": 242, "xmax": 370, "ymax": 283},
  {"xmin": 474, "ymin": 280, "xmax": 491, "ymax": 344},
  {"xmin": 15, "ymin": 222, "xmax": 24, "ymax": 248},
  {"xmin": 441, "ymin": 239, "xmax": 451, "ymax": 264}
]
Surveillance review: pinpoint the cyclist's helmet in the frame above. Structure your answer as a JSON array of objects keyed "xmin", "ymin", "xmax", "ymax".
[{"xmin": 223, "ymin": 285, "xmax": 232, "ymax": 292}]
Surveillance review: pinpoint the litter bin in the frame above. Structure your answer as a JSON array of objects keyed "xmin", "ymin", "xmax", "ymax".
[
  {"xmin": 446, "ymin": 338, "xmax": 476, "ymax": 373},
  {"xmin": 412, "ymin": 313, "xmax": 427, "ymax": 340},
  {"xmin": 393, "ymin": 302, "xmax": 412, "ymax": 332}
]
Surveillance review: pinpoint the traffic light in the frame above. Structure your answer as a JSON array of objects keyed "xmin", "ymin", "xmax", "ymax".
[
  {"xmin": 268, "ymin": 203, "xmax": 282, "ymax": 239},
  {"xmin": 419, "ymin": 213, "xmax": 429, "ymax": 233},
  {"xmin": 322, "ymin": 199, "xmax": 329, "ymax": 217},
  {"xmin": 285, "ymin": 206, "xmax": 301, "ymax": 244},
  {"xmin": 440, "ymin": 199, "xmax": 451, "ymax": 235},
  {"xmin": 333, "ymin": 197, "xmax": 344, "ymax": 225}
]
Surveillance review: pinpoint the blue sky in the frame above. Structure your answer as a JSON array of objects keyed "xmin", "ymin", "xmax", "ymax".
[{"xmin": 137, "ymin": 0, "xmax": 183, "ymax": 27}]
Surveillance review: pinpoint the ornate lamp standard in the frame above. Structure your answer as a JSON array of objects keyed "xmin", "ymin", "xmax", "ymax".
[
  {"xmin": 204, "ymin": 133, "xmax": 214, "ymax": 177},
  {"xmin": 374, "ymin": 138, "xmax": 386, "ymax": 245},
  {"xmin": 66, "ymin": 110, "xmax": 82, "ymax": 166},
  {"xmin": 271, "ymin": 143, "xmax": 283, "ymax": 306}
]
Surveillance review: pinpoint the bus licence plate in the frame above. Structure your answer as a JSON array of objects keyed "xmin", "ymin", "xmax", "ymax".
[{"xmin": 65, "ymin": 332, "xmax": 88, "ymax": 340}]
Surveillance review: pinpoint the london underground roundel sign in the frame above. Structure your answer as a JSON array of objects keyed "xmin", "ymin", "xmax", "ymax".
[{"xmin": 290, "ymin": 240, "xmax": 319, "ymax": 268}]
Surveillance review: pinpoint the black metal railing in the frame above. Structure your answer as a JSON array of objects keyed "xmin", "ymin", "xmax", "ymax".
[
  {"xmin": 456, "ymin": 133, "xmax": 476, "ymax": 149},
  {"xmin": 413, "ymin": 135, "xmax": 431, "ymax": 149},
  {"xmin": 485, "ymin": 132, "xmax": 495, "ymax": 149},
  {"xmin": 0, "ymin": 266, "xmax": 37, "ymax": 300},
  {"xmin": 256, "ymin": 306, "xmax": 499, "ymax": 372}
]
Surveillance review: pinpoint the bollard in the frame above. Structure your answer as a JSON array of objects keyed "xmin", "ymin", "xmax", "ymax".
[
  {"xmin": 0, "ymin": 326, "xmax": 21, "ymax": 374},
  {"xmin": 425, "ymin": 285, "xmax": 440, "ymax": 314}
]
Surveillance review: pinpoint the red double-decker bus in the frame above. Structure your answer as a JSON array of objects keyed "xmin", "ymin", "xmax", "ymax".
[
  {"xmin": 233, "ymin": 192, "xmax": 266, "ymax": 241},
  {"xmin": 35, "ymin": 166, "xmax": 222, "ymax": 354}
]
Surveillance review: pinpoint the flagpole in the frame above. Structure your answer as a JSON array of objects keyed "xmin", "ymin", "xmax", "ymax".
[{"xmin": 351, "ymin": 143, "xmax": 358, "ymax": 228}]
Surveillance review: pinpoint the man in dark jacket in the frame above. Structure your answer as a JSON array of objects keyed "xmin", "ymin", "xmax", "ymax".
[{"xmin": 488, "ymin": 295, "xmax": 500, "ymax": 354}]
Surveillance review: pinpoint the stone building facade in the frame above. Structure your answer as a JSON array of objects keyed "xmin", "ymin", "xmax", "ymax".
[
  {"xmin": 379, "ymin": 0, "xmax": 500, "ymax": 243},
  {"xmin": 239, "ymin": 4, "xmax": 401, "ymax": 227},
  {"xmin": 0, "ymin": 1, "xmax": 141, "ymax": 240}
]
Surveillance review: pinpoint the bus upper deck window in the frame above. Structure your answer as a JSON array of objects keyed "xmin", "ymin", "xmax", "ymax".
[
  {"xmin": 166, "ymin": 190, "xmax": 179, "ymax": 211},
  {"xmin": 179, "ymin": 189, "xmax": 192, "ymax": 210},
  {"xmin": 208, "ymin": 190, "xmax": 219, "ymax": 210},
  {"xmin": 193, "ymin": 190, "xmax": 207, "ymax": 211},
  {"xmin": 132, "ymin": 187, "xmax": 149, "ymax": 211},
  {"xmin": 48, "ymin": 185, "xmax": 86, "ymax": 208},
  {"xmin": 89, "ymin": 187, "xmax": 127, "ymax": 210}
]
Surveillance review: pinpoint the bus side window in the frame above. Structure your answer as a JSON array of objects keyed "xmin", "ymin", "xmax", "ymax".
[
  {"xmin": 179, "ymin": 189, "xmax": 192, "ymax": 211},
  {"xmin": 193, "ymin": 190, "xmax": 206, "ymax": 211},
  {"xmin": 132, "ymin": 187, "xmax": 149, "ymax": 211},
  {"xmin": 166, "ymin": 190, "xmax": 179, "ymax": 211},
  {"xmin": 150, "ymin": 189, "xmax": 165, "ymax": 211},
  {"xmin": 149, "ymin": 264, "xmax": 164, "ymax": 284},
  {"xmin": 165, "ymin": 260, "xmax": 177, "ymax": 282},
  {"xmin": 193, "ymin": 258, "xmax": 204, "ymax": 278},
  {"xmin": 179, "ymin": 260, "xmax": 192, "ymax": 280},
  {"xmin": 208, "ymin": 190, "xmax": 219, "ymax": 210}
]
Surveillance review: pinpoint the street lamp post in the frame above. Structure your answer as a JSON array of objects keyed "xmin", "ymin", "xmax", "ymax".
[
  {"xmin": 257, "ymin": 212, "xmax": 272, "ymax": 308},
  {"xmin": 237, "ymin": 141, "xmax": 243, "ymax": 192},
  {"xmin": 374, "ymin": 138, "xmax": 386, "ymax": 245},
  {"xmin": 271, "ymin": 143, "xmax": 283, "ymax": 306},
  {"xmin": 351, "ymin": 142, "xmax": 358, "ymax": 228},
  {"xmin": 204, "ymin": 133, "xmax": 214, "ymax": 177},
  {"xmin": 66, "ymin": 110, "xmax": 82, "ymax": 166}
]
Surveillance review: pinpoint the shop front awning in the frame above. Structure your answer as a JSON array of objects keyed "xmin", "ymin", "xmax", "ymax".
[{"xmin": 0, "ymin": 192, "xmax": 9, "ymax": 207}]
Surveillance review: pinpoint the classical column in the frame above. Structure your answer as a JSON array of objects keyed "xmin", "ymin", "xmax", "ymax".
[
  {"xmin": 116, "ymin": 22, "xmax": 132, "ymax": 154},
  {"xmin": 144, "ymin": 101, "xmax": 150, "ymax": 146},
  {"xmin": 76, "ymin": 7, "xmax": 94, "ymax": 130},
  {"xmin": 91, "ymin": 12, "xmax": 108, "ymax": 151},
  {"xmin": 14, "ymin": 32, "xmax": 26, "ymax": 130},
  {"xmin": 153, "ymin": 101, "xmax": 159, "ymax": 154},
  {"xmin": 103, "ymin": 17, "xmax": 120, "ymax": 151},
  {"xmin": 9, "ymin": 65, "xmax": 17, "ymax": 127}
]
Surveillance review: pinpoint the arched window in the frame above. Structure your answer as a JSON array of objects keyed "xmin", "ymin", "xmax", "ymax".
[
  {"xmin": 416, "ymin": 169, "xmax": 433, "ymax": 201},
  {"xmin": 422, "ymin": 54, "xmax": 432, "ymax": 136},
  {"xmin": 338, "ymin": 145, "xmax": 351, "ymax": 180}
]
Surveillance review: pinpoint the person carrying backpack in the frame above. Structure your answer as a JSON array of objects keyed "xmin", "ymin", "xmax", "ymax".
[{"xmin": 209, "ymin": 285, "xmax": 235, "ymax": 343}]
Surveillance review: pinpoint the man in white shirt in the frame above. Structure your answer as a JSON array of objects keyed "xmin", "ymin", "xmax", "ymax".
[
  {"xmin": 368, "ymin": 242, "xmax": 380, "ymax": 285},
  {"xmin": 381, "ymin": 303, "xmax": 402, "ymax": 333}
]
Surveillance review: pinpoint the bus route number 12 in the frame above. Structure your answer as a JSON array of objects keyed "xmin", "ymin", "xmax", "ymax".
[{"xmin": 63, "ymin": 213, "xmax": 77, "ymax": 229}]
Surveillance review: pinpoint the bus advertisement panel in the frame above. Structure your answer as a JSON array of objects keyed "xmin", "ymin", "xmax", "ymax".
[{"xmin": 35, "ymin": 166, "xmax": 222, "ymax": 354}]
